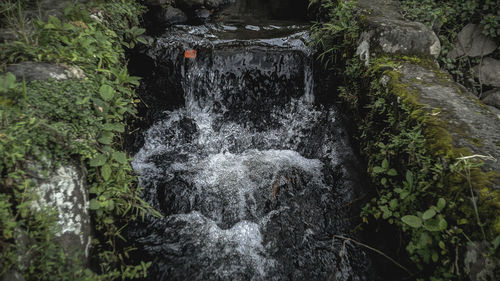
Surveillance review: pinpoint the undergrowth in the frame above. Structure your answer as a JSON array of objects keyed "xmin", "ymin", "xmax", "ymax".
[
  {"xmin": 0, "ymin": 0, "xmax": 159, "ymax": 280},
  {"xmin": 310, "ymin": 0, "xmax": 500, "ymax": 280},
  {"xmin": 399, "ymin": 0, "xmax": 500, "ymax": 96}
]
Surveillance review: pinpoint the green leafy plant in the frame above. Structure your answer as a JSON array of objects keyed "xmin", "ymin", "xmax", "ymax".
[
  {"xmin": 0, "ymin": 1, "xmax": 158, "ymax": 280},
  {"xmin": 310, "ymin": 0, "xmax": 360, "ymax": 69}
]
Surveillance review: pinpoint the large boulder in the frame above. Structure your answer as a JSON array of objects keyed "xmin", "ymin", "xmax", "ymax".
[
  {"xmin": 356, "ymin": 0, "xmax": 441, "ymax": 65},
  {"xmin": 194, "ymin": 8, "xmax": 211, "ymax": 23},
  {"xmin": 205, "ymin": 0, "xmax": 226, "ymax": 9},
  {"xmin": 162, "ymin": 5, "xmax": 188, "ymax": 25},
  {"xmin": 268, "ymin": 0, "xmax": 309, "ymax": 19},
  {"xmin": 177, "ymin": 0, "xmax": 205, "ymax": 9},
  {"xmin": 447, "ymin": 24, "xmax": 497, "ymax": 59},
  {"xmin": 473, "ymin": 58, "xmax": 500, "ymax": 87},
  {"xmin": 482, "ymin": 88, "xmax": 500, "ymax": 109},
  {"xmin": 386, "ymin": 62, "xmax": 500, "ymax": 176},
  {"xmin": 145, "ymin": 0, "xmax": 169, "ymax": 5}
]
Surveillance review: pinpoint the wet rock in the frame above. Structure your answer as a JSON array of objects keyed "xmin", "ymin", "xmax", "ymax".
[
  {"xmin": 162, "ymin": 6, "xmax": 188, "ymax": 25},
  {"xmin": 145, "ymin": 0, "xmax": 169, "ymax": 5},
  {"xmin": 473, "ymin": 58, "xmax": 500, "ymax": 87},
  {"xmin": 482, "ymin": 89, "xmax": 500, "ymax": 109},
  {"xmin": 177, "ymin": 0, "xmax": 205, "ymax": 9},
  {"xmin": 140, "ymin": 25, "xmax": 312, "ymax": 115},
  {"xmin": 447, "ymin": 24, "xmax": 497, "ymax": 59},
  {"xmin": 128, "ymin": 24, "xmax": 370, "ymax": 280},
  {"xmin": 5, "ymin": 62, "xmax": 85, "ymax": 82},
  {"xmin": 355, "ymin": 0, "xmax": 441, "ymax": 64},
  {"xmin": 268, "ymin": 0, "xmax": 310, "ymax": 19},
  {"xmin": 194, "ymin": 8, "xmax": 211, "ymax": 23},
  {"xmin": 29, "ymin": 163, "xmax": 91, "ymax": 265},
  {"xmin": 205, "ymin": 0, "xmax": 225, "ymax": 9}
]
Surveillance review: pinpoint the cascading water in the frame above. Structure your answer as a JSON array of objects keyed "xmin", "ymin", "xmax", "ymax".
[{"xmin": 128, "ymin": 19, "xmax": 371, "ymax": 281}]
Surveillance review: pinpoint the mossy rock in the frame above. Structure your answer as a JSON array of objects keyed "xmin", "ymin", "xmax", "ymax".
[{"xmin": 376, "ymin": 59, "xmax": 500, "ymax": 233}]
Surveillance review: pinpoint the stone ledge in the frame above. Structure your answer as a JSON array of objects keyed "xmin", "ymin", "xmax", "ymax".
[{"xmin": 396, "ymin": 63, "xmax": 500, "ymax": 171}]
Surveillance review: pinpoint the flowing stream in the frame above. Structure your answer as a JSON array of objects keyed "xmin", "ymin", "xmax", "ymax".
[{"xmin": 128, "ymin": 14, "xmax": 371, "ymax": 281}]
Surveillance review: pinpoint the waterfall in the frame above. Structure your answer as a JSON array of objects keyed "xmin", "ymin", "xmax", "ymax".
[{"xmin": 129, "ymin": 23, "xmax": 370, "ymax": 281}]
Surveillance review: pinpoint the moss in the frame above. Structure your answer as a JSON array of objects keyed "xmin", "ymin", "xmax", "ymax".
[
  {"xmin": 380, "ymin": 59, "xmax": 500, "ymax": 231},
  {"xmin": 384, "ymin": 70, "xmax": 421, "ymax": 106}
]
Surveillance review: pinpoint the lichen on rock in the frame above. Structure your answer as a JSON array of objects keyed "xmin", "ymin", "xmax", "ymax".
[{"xmin": 30, "ymin": 163, "xmax": 91, "ymax": 264}]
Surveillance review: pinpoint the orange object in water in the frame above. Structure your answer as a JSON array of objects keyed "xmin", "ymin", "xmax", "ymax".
[{"xmin": 184, "ymin": 49, "xmax": 197, "ymax": 59}]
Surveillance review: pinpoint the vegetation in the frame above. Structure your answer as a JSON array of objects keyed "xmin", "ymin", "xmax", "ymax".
[
  {"xmin": 0, "ymin": 0, "xmax": 158, "ymax": 280},
  {"xmin": 310, "ymin": 0, "xmax": 500, "ymax": 280},
  {"xmin": 399, "ymin": 0, "xmax": 500, "ymax": 96}
]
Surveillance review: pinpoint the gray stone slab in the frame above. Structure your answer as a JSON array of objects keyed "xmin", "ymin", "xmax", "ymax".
[{"xmin": 395, "ymin": 62, "xmax": 500, "ymax": 176}]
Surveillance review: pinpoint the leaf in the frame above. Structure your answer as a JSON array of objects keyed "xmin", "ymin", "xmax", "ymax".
[
  {"xmin": 137, "ymin": 37, "xmax": 148, "ymax": 45},
  {"xmin": 387, "ymin": 169, "xmax": 398, "ymax": 176},
  {"xmin": 99, "ymin": 84, "xmax": 114, "ymax": 101},
  {"xmin": 380, "ymin": 205, "xmax": 392, "ymax": 219},
  {"xmin": 382, "ymin": 159, "xmax": 389, "ymax": 169},
  {"xmin": 400, "ymin": 190, "xmax": 410, "ymax": 199},
  {"xmin": 389, "ymin": 199, "xmax": 398, "ymax": 210},
  {"xmin": 92, "ymin": 98, "xmax": 109, "ymax": 115},
  {"xmin": 492, "ymin": 235, "xmax": 500, "ymax": 250},
  {"xmin": 75, "ymin": 96, "xmax": 90, "ymax": 105},
  {"xmin": 381, "ymin": 177, "xmax": 387, "ymax": 185},
  {"xmin": 98, "ymin": 131, "xmax": 114, "ymax": 145},
  {"xmin": 112, "ymin": 151, "xmax": 127, "ymax": 164},
  {"xmin": 423, "ymin": 219, "xmax": 441, "ymax": 232},
  {"xmin": 405, "ymin": 170, "xmax": 414, "ymax": 187},
  {"xmin": 89, "ymin": 199, "xmax": 100, "ymax": 210},
  {"xmin": 437, "ymin": 198, "xmax": 446, "ymax": 211},
  {"xmin": 101, "ymin": 164, "xmax": 112, "ymax": 181},
  {"xmin": 432, "ymin": 252, "xmax": 439, "ymax": 262},
  {"xmin": 402, "ymin": 215, "xmax": 422, "ymax": 228},
  {"xmin": 103, "ymin": 123, "xmax": 125, "ymax": 132},
  {"xmin": 422, "ymin": 209, "xmax": 436, "ymax": 220},
  {"xmin": 132, "ymin": 27, "xmax": 146, "ymax": 36},
  {"xmin": 372, "ymin": 166, "xmax": 384, "ymax": 173},
  {"xmin": 438, "ymin": 218, "xmax": 448, "ymax": 231},
  {"xmin": 0, "ymin": 72, "xmax": 17, "ymax": 93},
  {"xmin": 89, "ymin": 154, "xmax": 107, "ymax": 167}
]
